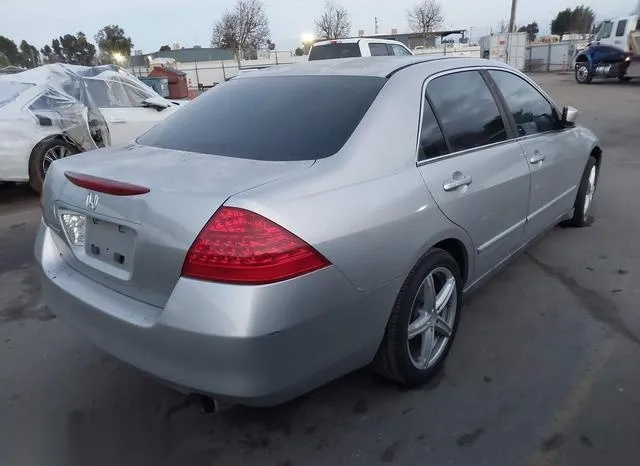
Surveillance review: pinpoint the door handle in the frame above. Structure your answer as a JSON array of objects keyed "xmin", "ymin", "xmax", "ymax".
[
  {"xmin": 443, "ymin": 174, "xmax": 472, "ymax": 191},
  {"xmin": 111, "ymin": 120, "xmax": 127, "ymax": 124},
  {"xmin": 529, "ymin": 153, "xmax": 545, "ymax": 164}
]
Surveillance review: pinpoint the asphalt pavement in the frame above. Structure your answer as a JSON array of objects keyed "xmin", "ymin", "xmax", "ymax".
[{"xmin": 1, "ymin": 73, "xmax": 640, "ymax": 466}]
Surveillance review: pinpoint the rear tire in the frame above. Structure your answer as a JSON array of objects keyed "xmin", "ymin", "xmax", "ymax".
[
  {"xmin": 373, "ymin": 248, "xmax": 462, "ymax": 387},
  {"xmin": 28, "ymin": 138, "xmax": 79, "ymax": 193},
  {"xmin": 561, "ymin": 156, "xmax": 598, "ymax": 228},
  {"xmin": 575, "ymin": 61, "xmax": 592, "ymax": 84}
]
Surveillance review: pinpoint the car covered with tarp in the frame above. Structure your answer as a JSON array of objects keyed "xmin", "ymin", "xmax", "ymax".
[{"xmin": 0, "ymin": 63, "xmax": 184, "ymax": 192}]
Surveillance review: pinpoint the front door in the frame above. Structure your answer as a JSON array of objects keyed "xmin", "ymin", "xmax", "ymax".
[
  {"xmin": 100, "ymin": 107, "xmax": 173, "ymax": 146},
  {"xmin": 417, "ymin": 70, "xmax": 531, "ymax": 281},
  {"xmin": 486, "ymin": 70, "xmax": 586, "ymax": 241}
]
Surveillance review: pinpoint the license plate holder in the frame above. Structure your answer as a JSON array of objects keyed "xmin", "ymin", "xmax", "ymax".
[{"xmin": 85, "ymin": 217, "xmax": 136, "ymax": 271}]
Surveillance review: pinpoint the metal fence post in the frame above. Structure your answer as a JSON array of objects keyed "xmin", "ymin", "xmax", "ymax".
[
  {"xmin": 194, "ymin": 60, "xmax": 200, "ymax": 88},
  {"xmin": 221, "ymin": 60, "xmax": 226, "ymax": 81},
  {"xmin": 547, "ymin": 43, "xmax": 551, "ymax": 72},
  {"xmin": 275, "ymin": 51, "xmax": 279, "ymax": 65}
]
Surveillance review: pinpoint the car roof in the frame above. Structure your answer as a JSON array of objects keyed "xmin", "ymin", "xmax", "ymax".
[
  {"xmin": 313, "ymin": 37, "xmax": 408, "ymax": 46},
  {"xmin": 236, "ymin": 56, "xmax": 513, "ymax": 79}
]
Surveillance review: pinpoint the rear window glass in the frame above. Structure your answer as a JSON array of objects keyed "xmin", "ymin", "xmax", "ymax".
[
  {"xmin": 138, "ymin": 75, "xmax": 386, "ymax": 161},
  {"xmin": 308, "ymin": 43, "xmax": 361, "ymax": 60},
  {"xmin": 0, "ymin": 82, "xmax": 33, "ymax": 107}
]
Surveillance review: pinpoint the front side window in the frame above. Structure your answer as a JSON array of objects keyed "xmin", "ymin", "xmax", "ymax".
[
  {"xmin": 427, "ymin": 71, "xmax": 507, "ymax": 153},
  {"xmin": 488, "ymin": 70, "xmax": 559, "ymax": 136},
  {"xmin": 616, "ymin": 20, "xmax": 628, "ymax": 37},
  {"xmin": 598, "ymin": 21, "xmax": 613, "ymax": 39},
  {"xmin": 418, "ymin": 99, "xmax": 448, "ymax": 161},
  {"xmin": 138, "ymin": 75, "xmax": 386, "ymax": 161},
  {"xmin": 369, "ymin": 43, "xmax": 390, "ymax": 56}
]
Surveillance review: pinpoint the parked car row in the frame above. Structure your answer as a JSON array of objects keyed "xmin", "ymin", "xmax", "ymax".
[
  {"xmin": 0, "ymin": 63, "xmax": 185, "ymax": 192},
  {"xmin": 36, "ymin": 55, "xmax": 600, "ymax": 407}
]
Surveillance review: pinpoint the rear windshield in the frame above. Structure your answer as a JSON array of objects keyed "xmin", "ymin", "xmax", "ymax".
[
  {"xmin": 138, "ymin": 75, "xmax": 386, "ymax": 161},
  {"xmin": 0, "ymin": 82, "xmax": 33, "ymax": 107},
  {"xmin": 309, "ymin": 43, "xmax": 361, "ymax": 60}
]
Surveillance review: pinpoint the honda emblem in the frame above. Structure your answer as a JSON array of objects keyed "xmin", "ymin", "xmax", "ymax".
[{"xmin": 85, "ymin": 192, "xmax": 99, "ymax": 210}]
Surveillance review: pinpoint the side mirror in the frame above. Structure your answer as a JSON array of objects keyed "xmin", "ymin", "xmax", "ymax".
[
  {"xmin": 562, "ymin": 106, "xmax": 578, "ymax": 125},
  {"xmin": 141, "ymin": 96, "xmax": 170, "ymax": 111}
]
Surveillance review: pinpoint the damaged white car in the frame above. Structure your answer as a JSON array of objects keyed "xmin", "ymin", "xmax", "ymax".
[{"xmin": 0, "ymin": 64, "xmax": 185, "ymax": 192}]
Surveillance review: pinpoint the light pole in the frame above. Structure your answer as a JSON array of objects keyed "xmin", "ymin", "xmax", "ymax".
[{"xmin": 508, "ymin": 0, "xmax": 517, "ymax": 33}]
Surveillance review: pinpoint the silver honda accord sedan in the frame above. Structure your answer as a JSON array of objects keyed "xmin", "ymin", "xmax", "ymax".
[{"xmin": 36, "ymin": 56, "xmax": 601, "ymax": 407}]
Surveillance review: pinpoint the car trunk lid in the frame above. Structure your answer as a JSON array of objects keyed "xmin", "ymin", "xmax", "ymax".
[{"xmin": 43, "ymin": 144, "xmax": 314, "ymax": 307}]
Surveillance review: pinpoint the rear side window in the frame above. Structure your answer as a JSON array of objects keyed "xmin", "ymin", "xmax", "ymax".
[
  {"xmin": 308, "ymin": 43, "xmax": 361, "ymax": 60},
  {"xmin": 616, "ymin": 20, "xmax": 627, "ymax": 37},
  {"xmin": 390, "ymin": 44, "xmax": 412, "ymax": 56},
  {"xmin": 0, "ymin": 82, "xmax": 33, "ymax": 107},
  {"xmin": 418, "ymin": 99, "xmax": 448, "ymax": 161},
  {"xmin": 427, "ymin": 71, "xmax": 507, "ymax": 153},
  {"xmin": 369, "ymin": 43, "xmax": 390, "ymax": 56},
  {"xmin": 138, "ymin": 75, "xmax": 386, "ymax": 161}
]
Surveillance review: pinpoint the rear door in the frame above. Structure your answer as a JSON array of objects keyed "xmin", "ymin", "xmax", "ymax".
[
  {"xmin": 486, "ymin": 69, "xmax": 586, "ymax": 242},
  {"xmin": 417, "ymin": 70, "xmax": 531, "ymax": 281},
  {"xmin": 85, "ymin": 77, "xmax": 176, "ymax": 145},
  {"xmin": 368, "ymin": 43, "xmax": 393, "ymax": 56}
]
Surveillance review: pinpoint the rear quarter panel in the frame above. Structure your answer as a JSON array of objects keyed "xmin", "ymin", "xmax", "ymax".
[{"xmin": 227, "ymin": 65, "xmax": 475, "ymax": 292}]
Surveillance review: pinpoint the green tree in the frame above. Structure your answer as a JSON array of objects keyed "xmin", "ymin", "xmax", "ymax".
[
  {"xmin": 294, "ymin": 46, "xmax": 304, "ymax": 56},
  {"xmin": 518, "ymin": 22, "xmax": 539, "ymax": 42},
  {"xmin": 19, "ymin": 40, "xmax": 40, "ymax": 68},
  {"xmin": 569, "ymin": 5, "xmax": 595, "ymax": 34},
  {"xmin": 159, "ymin": 44, "xmax": 171, "ymax": 51},
  {"xmin": 40, "ymin": 44, "xmax": 53, "ymax": 63},
  {"xmin": 551, "ymin": 9, "xmax": 572, "ymax": 35},
  {"xmin": 58, "ymin": 32, "xmax": 96, "ymax": 65},
  {"xmin": 551, "ymin": 6, "xmax": 595, "ymax": 35},
  {"xmin": 95, "ymin": 25, "xmax": 134, "ymax": 62},
  {"xmin": 0, "ymin": 36, "xmax": 21, "ymax": 66}
]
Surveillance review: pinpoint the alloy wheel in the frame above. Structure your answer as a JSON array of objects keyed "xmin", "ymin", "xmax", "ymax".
[
  {"xmin": 576, "ymin": 64, "xmax": 590, "ymax": 83},
  {"xmin": 407, "ymin": 267, "xmax": 457, "ymax": 369},
  {"xmin": 42, "ymin": 145, "xmax": 70, "ymax": 175}
]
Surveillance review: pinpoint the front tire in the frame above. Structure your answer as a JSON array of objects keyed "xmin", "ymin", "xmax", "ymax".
[
  {"xmin": 373, "ymin": 248, "xmax": 462, "ymax": 386},
  {"xmin": 28, "ymin": 139, "xmax": 79, "ymax": 193},
  {"xmin": 561, "ymin": 156, "xmax": 598, "ymax": 227},
  {"xmin": 575, "ymin": 61, "xmax": 592, "ymax": 84}
]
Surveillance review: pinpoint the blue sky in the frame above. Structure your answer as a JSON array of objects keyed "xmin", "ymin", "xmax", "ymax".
[{"xmin": 1, "ymin": 0, "xmax": 634, "ymax": 53}]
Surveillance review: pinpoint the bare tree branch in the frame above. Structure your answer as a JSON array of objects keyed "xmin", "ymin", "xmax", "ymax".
[
  {"xmin": 211, "ymin": 0, "xmax": 270, "ymax": 62},
  {"xmin": 315, "ymin": 1, "xmax": 352, "ymax": 40},
  {"xmin": 407, "ymin": 0, "xmax": 443, "ymax": 45}
]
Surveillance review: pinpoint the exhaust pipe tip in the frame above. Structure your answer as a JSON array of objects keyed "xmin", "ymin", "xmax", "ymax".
[{"xmin": 200, "ymin": 395, "xmax": 218, "ymax": 414}]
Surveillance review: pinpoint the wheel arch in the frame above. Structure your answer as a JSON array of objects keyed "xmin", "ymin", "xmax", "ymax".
[
  {"xmin": 432, "ymin": 238, "xmax": 469, "ymax": 286},
  {"xmin": 29, "ymin": 134, "xmax": 84, "ymax": 161},
  {"xmin": 589, "ymin": 145, "xmax": 602, "ymax": 168}
]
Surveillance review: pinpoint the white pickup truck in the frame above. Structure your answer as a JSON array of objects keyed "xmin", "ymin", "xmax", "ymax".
[{"xmin": 308, "ymin": 38, "xmax": 414, "ymax": 61}]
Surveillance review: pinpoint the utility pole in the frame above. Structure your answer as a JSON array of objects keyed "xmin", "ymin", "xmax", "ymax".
[
  {"xmin": 375, "ymin": 17, "xmax": 379, "ymax": 34},
  {"xmin": 508, "ymin": 0, "xmax": 517, "ymax": 33}
]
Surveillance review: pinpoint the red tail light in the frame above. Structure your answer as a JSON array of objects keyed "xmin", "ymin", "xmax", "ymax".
[
  {"xmin": 64, "ymin": 171, "xmax": 150, "ymax": 196},
  {"xmin": 181, "ymin": 207, "xmax": 330, "ymax": 284}
]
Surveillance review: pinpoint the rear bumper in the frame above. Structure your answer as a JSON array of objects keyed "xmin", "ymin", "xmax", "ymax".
[{"xmin": 36, "ymin": 220, "xmax": 397, "ymax": 406}]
